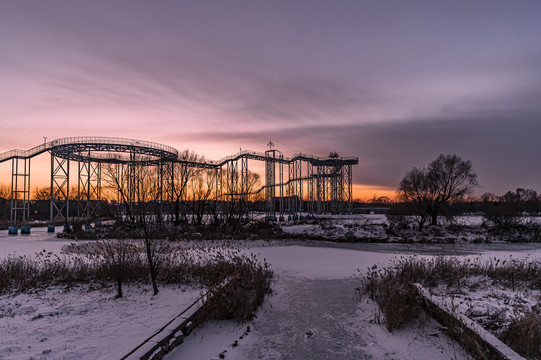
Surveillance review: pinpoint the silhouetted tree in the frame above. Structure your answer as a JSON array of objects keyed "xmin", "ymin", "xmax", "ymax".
[
  {"xmin": 172, "ymin": 150, "xmax": 202, "ymax": 225},
  {"xmin": 0, "ymin": 184, "xmax": 10, "ymax": 199},
  {"xmin": 483, "ymin": 188, "xmax": 541, "ymax": 231},
  {"xmin": 368, "ymin": 195, "xmax": 393, "ymax": 205},
  {"xmin": 223, "ymin": 170, "xmax": 262, "ymax": 225},
  {"xmin": 187, "ymin": 168, "xmax": 216, "ymax": 225},
  {"xmin": 103, "ymin": 162, "xmax": 161, "ymax": 295},
  {"xmin": 33, "ymin": 186, "xmax": 50, "ymax": 201},
  {"xmin": 397, "ymin": 154, "xmax": 478, "ymax": 230}
]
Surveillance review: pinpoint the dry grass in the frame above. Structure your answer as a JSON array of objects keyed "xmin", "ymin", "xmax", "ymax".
[
  {"xmin": 502, "ymin": 311, "xmax": 541, "ymax": 358},
  {"xmin": 0, "ymin": 241, "xmax": 273, "ymax": 321},
  {"xmin": 360, "ymin": 255, "xmax": 541, "ymax": 358}
]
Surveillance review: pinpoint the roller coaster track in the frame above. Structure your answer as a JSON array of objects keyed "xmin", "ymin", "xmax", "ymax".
[
  {"xmin": 0, "ymin": 137, "xmax": 178, "ymax": 163},
  {"xmin": 0, "ymin": 137, "xmax": 358, "ymax": 167},
  {"xmin": 2, "ymin": 137, "xmax": 357, "ymax": 229}
]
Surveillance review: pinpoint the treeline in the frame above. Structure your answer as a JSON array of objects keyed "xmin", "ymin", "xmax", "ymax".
[{"xmin": 384, "ymin": 154, "xmax": 541, "ymax": 236}]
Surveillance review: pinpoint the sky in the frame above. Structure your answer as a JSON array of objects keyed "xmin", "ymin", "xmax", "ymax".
[{"xmin": 1, "ymin": 0, "xmax": 541, "ymax": 199}]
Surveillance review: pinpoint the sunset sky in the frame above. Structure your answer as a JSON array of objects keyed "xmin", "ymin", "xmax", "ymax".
[{"xmin": 1, "ymin": 1, "xmax": 541, "ymax": 199}]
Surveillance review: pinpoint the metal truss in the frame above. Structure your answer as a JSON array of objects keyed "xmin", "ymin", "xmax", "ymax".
[
  {"xmin": 215, "ymin": 165, "xmax": 222, "ymax": 202},
  {"xmin": 264, "ymin": 150, "xmax": 284, "ymax": 217},
  {"xmin": 10, "ymin": 158, "xmax": 31, "ymax": 226},
  {"xmin": 1, "ymin": 137, "xmax": 358, "ymax": 229},
  {"xmin": 77, "ymin": 156, "xmax": 101, "ymax": 222},
  {"xmin": 50, "ymin": 153, "xmax": 70, "ymax": 224},
  {"xmin": 226, "ymin": 159, "xmax": 238, "ymax": 203},
  {"xmin": 307, "ymin": 162, "xmax": 315, "ymax": 214}
]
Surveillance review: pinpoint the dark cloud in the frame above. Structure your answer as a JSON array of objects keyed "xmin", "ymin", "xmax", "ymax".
[{"xmin": 183, "ymin": 113, "xmax": 541, "ymax": 196}]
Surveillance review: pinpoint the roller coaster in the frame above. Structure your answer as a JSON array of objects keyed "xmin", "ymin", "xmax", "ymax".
[{"xmin": 0, "ymin": 137, "xmax": 358, "ymax": 233}]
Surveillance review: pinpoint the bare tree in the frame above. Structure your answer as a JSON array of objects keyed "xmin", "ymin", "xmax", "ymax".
[
  {"xmin": 397, "ymin": 154, "xmax": 478, "ymax": 230},
  {"xmin": 0, "ymin": 184, "xmax": 10, "ymax": 221},
  {"xmin": 103, "ymin": 162, "xmax": 161, "ymax": 295},
  {"xmin": 483, "ymin": 188, "xmax": 541, "ymax": 231},
  {"xmin": 172, "ymin": 150, "xmax": 202, "ymax": 225},
  {"xmin": 92, "ymin": 239, "xmax": 137, "ymax": 298},
  {"xmin": 396, "ymin": 167, "xmax": 432, "ymax": 230},
  {"xmin": 187, "ymin": 168, "xmax": 216, "ymax": 225},
  {"xmin": 0, "ymin": 184, "xmax": 11, "ymax": 199},
  {"xmin": 223, "ymin": 170, "xmax": 262, "ymax": 225},
  {"xmin": 33, "ymin": 186, "xmax": 50, "ymax": 201}
]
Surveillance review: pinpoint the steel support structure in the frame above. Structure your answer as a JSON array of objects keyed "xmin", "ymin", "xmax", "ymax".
[
  {"xmin": 328, "ymin": 164, "xmax": 342, "ymax": 214},
  {"xmin": 240, "ymin": 156, "xmax": 248, "ymax": 196},
  {"xmin": 155, "ymin": 160, "xmax": 165, "ymax": 225},
  {"xmin": 215, "ymin": 166, "xmax": 223, "ymax": 217},
  {"xmin": 286, "ymin": 160, "xmax": 303, "ymax": 215},
  {"xmin": 265, "ymin": 150, "xmax": 276, "ymax": 216},
  {"xmin": 226, "ymin": 159, "xmax": 238, "ymax": 204},
  {"xmin": 278, "ymin": 158, "xmax": 283, "ymax": 215},
  {"xmin": 344, "ymin": 164, "xmax": 353, "ymax": 213},
  {"xmin": 1, "ymin": 137, "xmax": 358, "ymax": 232},
  {"xmin": 307, "ymin": 162, "xmax": 315, "ymax": 214},
  {"xmin": 296, "ymin": 160, "xmax": 303, "ymax": 212},
  {"xmin": 10, "ymin": 158, "xmax": 31, "ymax": 226},
  {"xmin": 287, "ymin": 162, "xmax": 295, "ymax": 214},
  {"xmin": 265, "ymin": 150, "xmax": 284, "ymax": 217},
  {"xmin": 77, "ymin": 155, "xmax": 101, "ymax": 222},
  {"xmin": 50, "ymin": 153, "xmax": 70, "ymax": 224}
]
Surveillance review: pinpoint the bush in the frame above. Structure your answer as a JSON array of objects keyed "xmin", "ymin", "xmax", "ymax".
[
  {"xmin": 483, "ymin": 202, "xmax": 523, "ymax": 232},
  {"xmin": 200, "ymin": 252, "xmax": 273, "ymax": 320},
  {"xmin": 0, "ymin": 250, "xmax": 92, "ymax": 292},
  {"xmin": 502, "ymin": 311, "xmax": 541, "ymax": 358}
]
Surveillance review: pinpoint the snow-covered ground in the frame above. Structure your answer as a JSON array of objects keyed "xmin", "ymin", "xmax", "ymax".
[
  {"xmin": 279, "ymin": 214, "xmax": 489, "ymax": 241},
  {"xmin": 2, "ymin": 219, "xmax": 541, "ymax": 359},
  {"xmin": 167, "ymin": 241, "xmax": 541, "ymax": 360},
  {"xmin": 0, "ymin": 284, "xmax": 201, "ymax": 360},
  {"xmin": 0, "ymin": 227, "xmax": 204, "ymax": 360},
  {"xmin": 279, "ymin": 214, "xmax": 541, "ymax": 243},
  {"xmin": 167, "ymin": 245, "xmax": 474, "ymax": 360}
]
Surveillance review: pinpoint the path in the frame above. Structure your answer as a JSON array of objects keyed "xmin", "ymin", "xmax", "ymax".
[
  {"xmin": 237, "ymin": 276, "xmax": 372, "ymax": 359},
  {"xmin": 168, "ymin": 246, "xmax": 472, "ymax": 359}
]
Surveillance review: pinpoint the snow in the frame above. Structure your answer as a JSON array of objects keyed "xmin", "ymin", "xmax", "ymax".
[
  {"xmin": 167, "ymin": 245, "xmax": 477, "ymax": 360},
  {"xmin": 415, "ymin": 284, "xmax": 527, "ymax": 360},
  {"xmin": 0, "ymin": 227, "xmax": 203, "ymax": 360},
  {"xmin": 248, "ymin": 245, "xmax": 397, "ymax": 279},
  {"xmin": 0, "ymin": 225, "xmax": 70, "ymax": 257},
  {"xmin": 3, "ymin": 219, "xmax": 541, "ymax": 359},
  {"xmin": 0, "ymin": 284, "xmax": 202, "ymax": 360}
]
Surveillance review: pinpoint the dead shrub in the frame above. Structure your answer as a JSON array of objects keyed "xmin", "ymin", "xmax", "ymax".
[
  {"xmin": 502, "ymin": 311, "xmax": 541, "ymax": 358},
  {"xmin": 362, "ymin": 260, "xmax": 422, "ymax": 331},
  {"xmin": 200, "ymin": 252, "xmax": 273, "ymax": 321}
]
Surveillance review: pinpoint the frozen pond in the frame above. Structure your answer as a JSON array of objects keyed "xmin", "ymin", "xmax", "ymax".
[{"xmin": 0, "ymin": 225, "xmax": 71, "ymax": 257}]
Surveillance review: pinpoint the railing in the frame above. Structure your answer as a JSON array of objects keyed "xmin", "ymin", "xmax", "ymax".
[
  {"xmin": 0, "ymin": 137, "xmax": 358, "ymax": 165},
  {"xmin": 49, "ymin": 136, "xmax": 179, "ymax": 157},
  {"xmin": 0, "ymin": 136, "xmax": 179, "ymax": 162},
  {"xmin": 201, "ymin": 150, "xmax": 358, "ymax": 167}
]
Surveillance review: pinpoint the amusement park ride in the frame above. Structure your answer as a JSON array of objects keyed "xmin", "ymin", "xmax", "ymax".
[{"xmin": 0, "ymin": 137, "xmax": 358, "ymax": 234}]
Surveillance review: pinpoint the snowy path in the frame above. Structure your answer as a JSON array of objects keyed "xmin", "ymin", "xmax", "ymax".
[
  {"xmin": 168, "ymin": 246, "xmax": 472, "ymax": 360},
  {"xmin": 237, "ymin": 276, "xmax": 370, "ymax": 359}
]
